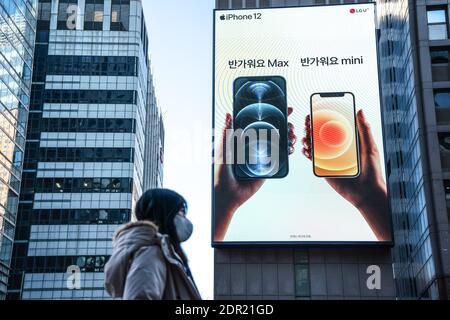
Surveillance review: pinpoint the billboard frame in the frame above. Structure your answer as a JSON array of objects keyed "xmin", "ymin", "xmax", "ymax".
[{"xmin": 211, "ymin": 1, "xmax": 394, "ymax": 248}]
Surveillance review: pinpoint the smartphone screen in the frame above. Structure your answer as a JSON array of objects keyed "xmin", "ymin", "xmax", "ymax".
[
  {"xmin": 310, "ymin": 92, "xmax": 360, "ymax": 178},
  {"xmin": 233, "ymin": 76, "xmax": 288, "ymax": 179}
]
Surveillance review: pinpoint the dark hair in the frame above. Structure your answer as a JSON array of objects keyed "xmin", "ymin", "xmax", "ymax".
[{"xmin": 135, "ymin": 188, "xmax": 189, "ymax": 263}]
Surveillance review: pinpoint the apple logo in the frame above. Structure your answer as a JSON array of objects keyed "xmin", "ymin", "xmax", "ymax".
[{"xmin": 220, "ymin": 15, "xmax": 226, "ymax": 20}]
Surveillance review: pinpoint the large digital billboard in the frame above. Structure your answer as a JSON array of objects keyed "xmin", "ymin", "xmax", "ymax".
[{"xmin": 213, "ymin": 3, "xmax": 392, "ymax": 245}]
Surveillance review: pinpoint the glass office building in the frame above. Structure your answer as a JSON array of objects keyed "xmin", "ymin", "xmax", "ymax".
[
  {"xmin": 214, "ymin": 0, "xmax": 396, "ymax": 300},
  {"xmin": 143, "ymin": 75, "xmax": 164, "ymax": 191},
  {"xmin": 0, "ymin": 0, "xmax": 37, "ymax": 299},
  {"xmin": 7, "ymin": 0, "xmax": 162, "ymax": 300},
  {"xmin": 378, "ymin": 0, "xmax": 450, "ymax": 299}
]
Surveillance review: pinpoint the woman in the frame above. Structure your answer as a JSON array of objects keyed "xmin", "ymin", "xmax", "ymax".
[{"xmin": 104, "ymin": 188, "xmax": 201, "ymax": 300}]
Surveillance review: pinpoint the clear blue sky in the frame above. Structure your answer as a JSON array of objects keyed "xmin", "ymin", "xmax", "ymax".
[{"xmin": 142, "ymin": 1, "xmax": 215, "ymax": 299}]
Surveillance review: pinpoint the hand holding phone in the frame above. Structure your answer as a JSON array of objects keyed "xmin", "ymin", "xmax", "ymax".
[
  {"xmin": 214, "ymin": 105, "xmax": 296, "ymax": 242},
  {"xmin": 302, "ymin": 110, "xmax": 391, "ymax": 241}
]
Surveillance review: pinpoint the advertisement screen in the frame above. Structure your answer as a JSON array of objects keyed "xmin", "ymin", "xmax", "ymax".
[{"xmin": 213, "ymin": 3, "xmax": 392, "ymax": 245}]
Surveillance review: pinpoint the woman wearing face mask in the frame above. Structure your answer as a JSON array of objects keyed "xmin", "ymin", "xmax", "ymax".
[{"xmin": 104, "ymin": 188, "xmax": 201, "ymax": 300}]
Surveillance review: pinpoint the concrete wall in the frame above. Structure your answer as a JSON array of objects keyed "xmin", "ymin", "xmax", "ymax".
[{"xmin": 214, "ymin": 248, "xmax": 396, "ymax": 300}]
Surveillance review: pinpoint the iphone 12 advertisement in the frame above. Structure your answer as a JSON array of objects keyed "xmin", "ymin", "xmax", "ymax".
[{"xmin": 213, "ymin": 3, "xmax": 392, "ymax": 245}]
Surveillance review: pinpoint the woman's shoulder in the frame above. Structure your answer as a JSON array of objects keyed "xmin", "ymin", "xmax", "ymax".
[
  {"xmin": 133, "ymin": 234, "xmax": 185, "ymax": 270},
  {"xmin": 113, "ymin": 220, "xmax": 159, "ymax": 242},
  {"xmin": 130, "ymin": 242, "xmax": 168, "ymax": 274},
  {"xmin": 134, "ymin": 243, "xmax": 165, "ymax": 261}
]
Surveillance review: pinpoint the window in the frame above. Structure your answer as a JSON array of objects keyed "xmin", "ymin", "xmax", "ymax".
[
  {"xmin": 295, "ymin": 264, "xmax": 310, "ymax": 297},
  {"xmin": 38, "ymin": 118, "xmax": 135, "ymax": 133},
  {"xmin": 28, "ymin": 209, "xmax": 131, "ymax": 225},
  {"xmin": 444, "ymin": 180, "xmax": 450, "ymax": 199},
  {"xmin": 218, "ymin": 0, "xmax": 229, "ymax": 9},
  {"xmin": 232, "ymin": 0, "xmax": 243, "ymax": 8},
  {"xmin": 111, "ymin": 0, "xmax": 130, "ymax": 31},
  {"xmin": 435, "ymin": 90, "xmax": 450, "ymax": 108},
  {"xmin": 37, "ymin": 0, "xmax": 51, "ymax": 21},
  {"xmin": 439, "ymin": 133, "xmax": 450, "ymax": 152},
  {"xmin": 35, "ymin": 178, "xmax": 133, "ymax": 193},
  {"xmin": 141, "ymin": 12, "xmax": 149, "ymax": 59},
  {"xmin": 32, "ymin": 44, "xmax": 49, "ymax": 82},
  {"xmin": 427, "ymin": 8, "xmax": 448, "ymax": 40},
  {"xmin": 294, "ymin": 250, "xmax": 310, "ymax": 298},
  {"xmin": 36, "ymin": 29, "xmax": 50, "ymax": 42},
  {"xmin": 431, "ymin": 48, "xmax": 450, "ymax": 64},
  {"xmin": 21, "ymin": 256, "xmax": 111, "ymax": 273},
  {"xmin": 431, "ymin": 47, "xmax": 450, "ymax": 81},
  {"xmin": 44, "ymin": 90, "xmax": 137, "ymax": 104},
  {"xmin": 437, "ymin": 129, "xmax": 450, "ymax": 162},
  {"xmin": 46, "ymin": 56, "xmax": 138, "ymax": 76},
  {"xmin": 0, "ymin": 238, "xmax": 12, "ymax": 264},
  {"xmin": 84, "ymin": 0, "xmax": 104, "ymax": 31},
  {"xmin": 58, "ymin": 0, "xmax": 78, "ymax": 30},
  {"xmin": 259, "ymin": 0, "xmax": 270, "ymax": 7},
  {"xmin": 3, "ymin": 220, "xmax": 15, "ymax": 238},
  {"xmin": 39, "ymin": 148, "xmax": 134, "ymax": 162},
  {"xmin": 245, "ymin": 0, "xmax": 257, "ymax": 8}
]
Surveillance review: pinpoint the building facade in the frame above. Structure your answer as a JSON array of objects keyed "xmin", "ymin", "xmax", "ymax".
[
  {"xmin": 6, "ymin": 0, "xmax": 160, "ymax": 300},
  {"xmin": 143, "ymin": 74, "xmax": 164, "ymax": 191},
  {"xmin": 214, "ymin": 0, "xmax": 396, "ymax": 300},
  {"xmin": 378, "ymin": 0, "xmax": 450, "ymax": 299},
  {"xmin": 0, "ymin": 0, "xmax": 37, "ymax": 299}
]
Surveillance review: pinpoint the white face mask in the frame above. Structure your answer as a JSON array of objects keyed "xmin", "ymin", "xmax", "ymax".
[{"xmin": 173, "ymin": 215, "xmax": 193, "ymax": 242}]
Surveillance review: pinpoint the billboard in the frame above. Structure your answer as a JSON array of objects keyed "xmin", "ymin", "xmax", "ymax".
[{"xmin": 213, "ymin": 3, "xmax": 392, "ymax": 245}]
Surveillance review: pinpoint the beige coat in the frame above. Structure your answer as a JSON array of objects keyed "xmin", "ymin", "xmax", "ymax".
[{"xmin": 104, "ymin": 220, "xmax": 202, "ymax": 300}]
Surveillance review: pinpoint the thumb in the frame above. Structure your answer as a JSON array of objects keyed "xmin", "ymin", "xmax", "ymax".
[
  {"xmin": 218, "ymin": 113, "xmax": 233, "ymax": 164},
  {"xmin": 356, "ymin": 109, "xmax": 378, "ymax": 156},
  {"xmin": 222, "ymin": 113, "xmax": 232, "ymax": 146},
  {"xmin": 225, "ymin": 113, "xmax": 232, "ymax": 129}
]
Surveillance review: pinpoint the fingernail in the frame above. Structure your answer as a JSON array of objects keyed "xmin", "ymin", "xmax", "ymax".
[
  {"xmin": 225, "ymin": 114, "xmax": 232, "ymax": 127},
  {"xmin": 359, "ymin": 110, "xmax": 365, "ymax": 120}
]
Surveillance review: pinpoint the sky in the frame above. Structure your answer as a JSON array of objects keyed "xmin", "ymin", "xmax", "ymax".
[{"xmin": 142, "ymin": 1, "xmax": 215, "ymax": 299}]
